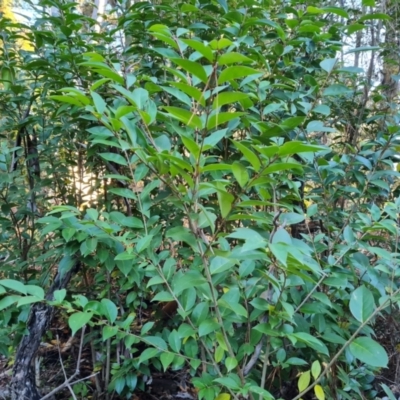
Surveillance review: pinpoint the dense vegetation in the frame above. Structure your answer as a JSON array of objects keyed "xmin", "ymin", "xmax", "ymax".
[{"xmin": 0, "ymin": 0, "xmax": 400, "ymax": 399}]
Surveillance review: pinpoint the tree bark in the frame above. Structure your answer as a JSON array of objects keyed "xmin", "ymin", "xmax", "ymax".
[{"xmin": 11, "ymin": 262, "xmax": 80, "ymax": 400}]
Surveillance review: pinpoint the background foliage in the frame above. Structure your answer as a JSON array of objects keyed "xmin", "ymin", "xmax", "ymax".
[{"xmin": 1, "ymin": 0, "xmax": 400, "ymax": 399}]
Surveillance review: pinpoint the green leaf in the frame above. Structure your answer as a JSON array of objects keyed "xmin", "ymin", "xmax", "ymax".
[
  {"xmin": 288, "ymin": 333, "xmax": 329, "ymax": 356},
  {"xmin": 69, "ymin": 311, "xmax": 93, "ymax": 336},
  {"xmin": 171, "ymin": 58, "xmax": 208, "ymax": 83},
  {"xmin": 166, "ymin": 226, "xmax": 198, "ymax": 251},
  {"xmin": 263, "ymin": 162, "xmax": 302, "ymax": 174},
  {"xmin": 181, "ymin": 39, "xmax": 214, "ymax": 62},
  {"xmin": 313, "ymin": 105, "xmax": 331, "ymax": 116},
  {"xmin": 232, "ymin": 141, "xmax": 261, "ymax": 171},
  {"xmin": 207, "ymin": 112, "xmax": 244, "ymax": 130},
  {"xmin": 321, "ymin": 7, "xmax": 349, "ymax": 18},
  {"xmin": 311, "ymin": 360, "xmax": 321, "ymax": 380},
  {"xmin": 218, "ymin": 66, "xmax": 260, "ymax": 83},
  {"xmin": 152, "ymin": 291, "xmax": 175, "ymax": 302},
  {"xmin": 225, "ymin": 357, "xmax": 238, "ymax": 372},
  {"xmin": 203, "ymin": 129, "xmax": 228, "ymax": 149},
  {"xmin": 198, "ymin": 319, "xmax": 220, "ymax": 337},
  {"xmin": 163, "ymin": 106, "xmax": 202, "ymax": 129},
  {"xmin": 280, "ymin": 212, "xmax": 305, "ymax": 225},
  {"xmin": 16, "ymin": 296, "xmax": 41, "ymax": 307},
  {"xmin": 320, "ymin": 58, "xmax": 336, "ymax": 74},
  {"xmin": 381, "ymin": 383, "xmax": 397, "ymax": 400},
  {"xmin": 115, "ymin": 252, "xmax": 135, "ymax": 261},
  {"xmin": 101, "ymin": 298, "xmax": 118, "ymax": 323},
  {"xmin": 168, "ymin": 330, "xmax": 181, "ymax": 352},
  {"xmin": 210, "ymin": 256, "xmax": 236, "ymax": 275},
  {"xmin": 349, "ymin": 337, "xmax": 388, "ymax": 367},
  {"xmin": 278, "ymin": 141, "xmax": 325, "ymax": 156},
  {"xmin": 103, "ymin": 325, "xmax": 119, "ymax": 341},
  {"xmin": 181, "ymin": 136, "xmax": 200, "ymax": 158},
  {"xmin": 212, "ymin": 92, "xmax": 250, "ymax": 109},
  {"xmin": 25, "ymin": 285, "xmax": 45, "ymax": 299},
  {"xmin": 49, "ymin": 95, "xmax": 86, "ymax": 106},
  {"xmin": 314, "ymin": 385, "xmax": 325, "ymax": 400},
  {"xmin": 160, "ymin": 352, "xmax": 175, "ymax": 371},
  {"xmin": 232, "ymin": 161, "xmax": 249, "ymax": 188},
  {"xmin": 359, "ymin": 13, "xmax": 390, "ymax": 22},
  {"xmin": 91, "ymin": 91, "xmax": 107, "ymax": 114},
  {"xmin": 323, "ymin": 84, "xmax": 352, "ymax": 96},
  {"xmin": 349, "ymin": 285, "xmax": 375, "ymax": 323},
  {"xmin": 345, "ymin": 46, "xmax": 380, "ymax": 54},
  {"xmin": 173, "ymin": 271, "xmax": 207, "ymax": 295},
  {"xmin": 138, "ymin": 348, "xmax": 160, "ymax": 364},
  {"xmin": 217, "ymin": 190, "xmax": 234, "ymax": 218},
  {"xmin": 54, "ymin": 289, "xmax": 66, "ymax": 303},
  {"xmin": 169, "ymin": 82, "xmax": 205, "ymax": 106},
  {"xmin": 144, "ymin": 336, "xmax": 168, "ymax": 350},
  {"xmin": 0, "ymin": 279, "xmax": 27, "ymax": 295},
  {"xmin": 161, "ymin": 86, "xmax": 192, "ymax": 107},
  {"xmin": 99, "ymin": 153, "xmax": 127, "ymax": 166},
  {"xmin": 218, "ymin": 52, "xmax": 253, "ymax": 65},
  {"xmin": 248, "ymin": 386, "xmax": 274, "ymax": 400},
  {"xmin": 136, "ymin": 235, "xmax": 153, "ymax": 253},
  {"xmin": 298, "ymin": 370, "xmax": 310, "ymax": 392},
  {"xmin": 109, "ymin": 188, "xmax": 137, "ymax": 200}
]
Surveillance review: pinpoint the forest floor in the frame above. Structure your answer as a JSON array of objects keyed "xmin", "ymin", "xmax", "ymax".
[{"xmin": 1, "ymin": 314, "xmax": 400, "ymax": 399}]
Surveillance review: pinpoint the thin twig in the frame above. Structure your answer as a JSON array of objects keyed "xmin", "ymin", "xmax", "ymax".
[
  {"xmin": 259, "ymin": 339, "xmax": 271, "ymax": 400},
  {"xmin": 40, "ymin": 325, "xmax": 86, "ymax": 400},
  {"xmin": 56, "ymin": 332, "xmax": 76, "ymax": 400}
]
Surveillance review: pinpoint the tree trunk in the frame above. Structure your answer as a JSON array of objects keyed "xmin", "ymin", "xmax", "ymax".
[{"xmin": 11, "ymin": 262, "xmax": 80, "ymax": 400}]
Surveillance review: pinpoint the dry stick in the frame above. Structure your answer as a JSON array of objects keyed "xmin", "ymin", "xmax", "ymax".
[
  {"xmin": 40, "ymin": 326, "xmax": 86, "ymax": 400},
  {"xmin": 56, "ymin": 333, "xmax": 77, "ymax": 400},
  {"xmin": 292, "ymin": 286, "xmax": 400, "ymax": 400},
  {"xmin": 259, "ymin": 339, "xmax": 271, "ymax": 400},
  {"xmin": 89, "ymin": 331, "xmax": 103, "ymax": 395}
]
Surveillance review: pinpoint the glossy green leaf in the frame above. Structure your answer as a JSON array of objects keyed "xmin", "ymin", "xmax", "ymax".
[
  {"xmin": 349, "ymin": 337, "xmax": 388, "ymax": 367},
  {"xmin": 218, "ymin": 66, "xmax": 260, "ymax": 83},
  {"xmin": 225, "ymin": 357, "xmax": 238, "ymax": 372},
  {"xmin": 103, "ymin": 325, "xmax": 118, "ymax": 341},
  {"xmin": 182, "ymin": 39, "xmax": 214, "ymax": 62},
  {"xmin": 320, "ymin": 58, "xmax": 336, "ymax": 74},
  {"xmin": 232, "ymin": 141, "xmax": 261, "ymax": 171},
  {"xmin": 231, "ymin": 161, "xmax": 249, "ymax": 188},
  {"xmin": 278, "ymin": 141, "xmax": 325, "ymax": 156},
  {"xmin": 136, "ymin": 235, "xmax": 153, "ymax": 253},
  {"xmin": 311, "ymin": 360, "xmax": 321, "ymax": 380},
  {"xmin": 160, "ymin": 352, "xmax": 175, "ymax": 371},
  {"xmin": 138, "ymin": 348, "xmax": 160, "ymax": 364},
  {"xmin": 17, "ymin": 296, "xmax": 41, "ymax": 307},
  {"xmin": 0, "ymin": 279, "xmax": 27, "ymax": 295},
  {"xmin": 69, "ymin": 311, "xmax": 93, "ymax": 336},
  {"xmin": 218, "ymin": 52, "xmax": 253, "ymax": 65},
  {"xmin": 99, "ymin": 152, "xmax": 127, "ymax": 166},
  {"xmin": 217, "ymin": 190, "xmax": 234, "ymax": 218},
  {"xmin": 207, "ymin": 112, "xmax": 244, "ymax": 130},
  {"xmin": 171, "ymin": 58, "xmax": 208, "ymax": 83},
  {"xmin": 349, "ymin": 285, "xmax": 375, "ymax": 323},
  {"xmin": 212, "ymin": 92, "xmax": 250, "ymax": 109},
  {"xmin": 101, "ymin": 298, "xmax": 118, "ymax": 323},
  {"xmin": 168, "ymin": 330, "xmax": 181, "ymax": 352},
  {"xmin": 163, "ymin": 106, "xmax": 202, "ymax": 129},
  {"xmin": 298, "ymin": 370, "xmax": 310, "ymax": 392},
  {"xmin": 198, "ymin": 319, "xmax": 220, "ymax": 337}
]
